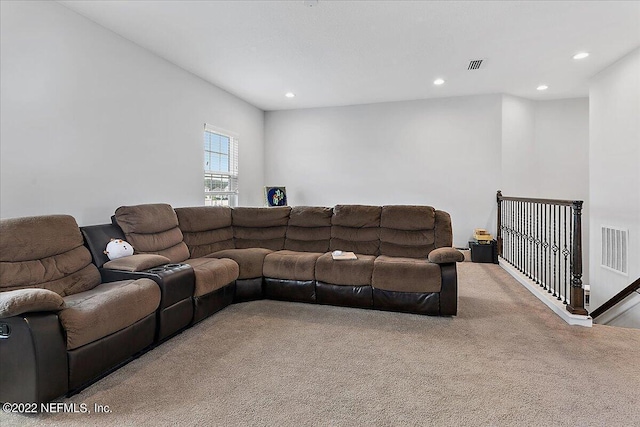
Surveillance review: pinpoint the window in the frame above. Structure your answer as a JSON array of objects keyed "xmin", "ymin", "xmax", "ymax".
[{"xmin": 204, "ymin": 124, "xmax": 238, "ymax": 206}]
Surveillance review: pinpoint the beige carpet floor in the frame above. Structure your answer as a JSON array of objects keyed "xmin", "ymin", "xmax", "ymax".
[{"xmin": 2, "ymin": 262, "xmax": 639, "ymax": 426}]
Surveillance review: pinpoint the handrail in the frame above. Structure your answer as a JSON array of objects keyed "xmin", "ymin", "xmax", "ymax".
[
  {"xmin": 497, "ymin": 195, "xmax": 577, "ymax": 207},
  {"xmin": 497, "ymin": 190, "xmax": 588, "ymax": 316},
  {"xmin": 590, "ymin": 278, "xmax": 640, "ymax": 319}
]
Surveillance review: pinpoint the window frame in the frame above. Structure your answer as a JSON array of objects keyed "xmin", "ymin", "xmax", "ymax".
[{"xmin": 204, "ymin": 124, "xmax": 238, "ymax": 207}]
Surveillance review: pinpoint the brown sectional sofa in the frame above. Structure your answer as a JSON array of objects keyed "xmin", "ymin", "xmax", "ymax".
[
  {"xmin": 175, "ymin": 204, "xmax": 463, "ymax": 314},
  {"xmin": 0, "ymin": 203, "xmax": 463, "ymax": 406}
]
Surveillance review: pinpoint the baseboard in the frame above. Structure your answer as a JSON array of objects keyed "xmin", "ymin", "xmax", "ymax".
[{"xmin": 499, "ymin": 259, "xmax": 592, "ymax": 327}]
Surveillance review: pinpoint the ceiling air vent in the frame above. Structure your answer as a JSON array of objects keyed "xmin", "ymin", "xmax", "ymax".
[
  {"xmin": 601, "ymin": 225, "xmax": 628, "ymax": 275},
  {"xmin": 468, "ymin": 60, "xmax": 483, "ymax": 70}
]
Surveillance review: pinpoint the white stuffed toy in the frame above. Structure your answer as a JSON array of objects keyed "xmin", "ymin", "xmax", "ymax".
[{"xmin": 103, "ymin": 238, "xmax": 134, "ymax": 260}]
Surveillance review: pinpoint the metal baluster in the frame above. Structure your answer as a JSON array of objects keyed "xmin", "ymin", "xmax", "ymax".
[
  {"xmin": 529, "ymin": 202, "xmax": 533, "ymax": 279},
  {"xmin": 507, "ymin": 200, "xmax": 511, "ymax": 265},
  {"xmin": 568, "ymin": 207, "xmax": 573, "ymax": 305},
  {"xmin": 536, "ymin": 202, "xmax": 541, "ymax": 285},
  {"xmin": 527, "ymin": 202, "xmax": 533, "ymax": 279},
  {"xmin": 520, "ymin": 201, "xmax": 524, "ymax": 272},
  {"xmin": 510, "ymin": 200, "xmax": 514, "ymax": 265},
  {"xmin": 521, "ymin": 201, "xmax": 525, "ymax": 273},
  {"xmin": 544, "ymin": 203, "xmax": 547, "ymax": 287},
  {"xmin": 547, "ymin": 203, "xmax": 552, "ymax": 293},
  {"xmin": 505, "ymin": 200, "xmax": 509, "ymax": 264},
  {"xmin": 562, "ymin": 206, "xmax": 569, "ymax": 302},
  {"xmin": 523, "ymin": 201, "xmax": 527, "ymax": 276},
  {"xmin": 552, "ymin": 204, "xmax": 558, "ymax": 297},
  {"xmin": 516, "ymin": 200, "xmax": 519, "ymax": 270},
  {"xmin": 509, "ymin": 200, "xmax": 512, "ymax": 264}
]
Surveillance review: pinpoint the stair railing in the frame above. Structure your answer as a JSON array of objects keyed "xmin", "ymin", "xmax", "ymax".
[
  {"xmin": 590, "ymin": 278, "xmax": 640, "ymax": 319},
  {"xmin": 497, "ymin": 190, "xmax": 588, "ymax": 315}
]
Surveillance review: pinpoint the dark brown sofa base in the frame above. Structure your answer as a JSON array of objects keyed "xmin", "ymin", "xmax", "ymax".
[
  {"xmin": 264, "ymin": 278, "xmax": 316, "ymax": 303},
  {"xmin": 0, "ymin": 313, "xmax": 68, "ymax": 404},
  {"xmin": 100, "ymin": 265, "xmax": 195, "ymax": 342},
  {"xmin": 192, "ymin": 282, "xmax": 236, "ymax": 324},
  {"xmin": 158, "ymin": 298, "xmax": 194, "ymax": 342},
  {"xmin": 439, "ymin": 263, "xmax": 458, "ymax": 316},
  {"xmin": 373, "ymin": 289, "xmax": 440, "ymax": 315},
  {"xmin": 68, "ymin": 313, "xmax": 156, "ymax": 392},
  {"xmin": 260, "ymin": 277, "xmax": 455, "ymax": 316},
  {"xmin": 234, "ymin": 278, "xmax": 264, "ymax": 302},
  {"xmin": 316, "ymin": 282, "xmax": 373, "ymax": 308}
]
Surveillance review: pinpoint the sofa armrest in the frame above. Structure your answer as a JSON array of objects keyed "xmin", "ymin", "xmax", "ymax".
[
  {"xmin": 0, "ymin": 289, "xmax": 65, "ymax": 319},
  {"xmin": 103, "ymin": 254, "xmax": 171, "ymax": 272},
  {"xmin": 100, "ymin": 264, "xmax": 195, "ymax": 312},
  {"xmin": 428, "ymin": 247, "xmax": 465, "ymax": 264}
]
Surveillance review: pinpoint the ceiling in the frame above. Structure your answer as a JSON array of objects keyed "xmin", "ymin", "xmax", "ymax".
[{"xmin": 59, "ymin": 1, "xmax": 640, "ymax": 111}]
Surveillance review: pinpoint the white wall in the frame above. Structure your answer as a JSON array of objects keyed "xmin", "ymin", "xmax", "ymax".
[
  {"xmin": 533, "ymin": 98, "xmax": 589, "ymax": 201},
  {"xmin": 501, "ymin": 95, "xmax": 537, "ymax": 196},
  {"xmin": 501, "ymin": 96, "xmax": 589, "ymax": 199},
  {"xmin": 265, "ymin": 95, "xmax": 503, "ymax": 247},
  {"xmin": 0, "ymin": 1, "xmax": 265, "ymax": 226},
  {"xmin": 589, "ymin": 48, "xmax": 640, "ymax": 317},
  {"xmin": 265, "ymin": 94, "xmax": 589, "ymax": 249}
]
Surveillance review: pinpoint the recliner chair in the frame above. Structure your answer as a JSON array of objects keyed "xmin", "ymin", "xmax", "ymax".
[
  {"xmin": 112, "ymin": 203, "xmax": 239, "ymax": 324},
  {"xmin": 0, "ymin": 215, "xmax": 160, "ymax": 403}
]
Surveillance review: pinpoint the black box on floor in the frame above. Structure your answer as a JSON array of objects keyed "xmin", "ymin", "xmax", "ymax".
[{"xmin": 469, "ymin": 239, "xmax": 498, "ymax": 264}]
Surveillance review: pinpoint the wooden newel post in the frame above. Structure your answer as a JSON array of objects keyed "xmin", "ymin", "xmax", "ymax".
[
  {"xmin": 496, "ymin": 190, "xmax": 503, "ymax": 257},
  {"xmin": 566, "ymin": 200, "xmax": 588, "ymax": 315}
]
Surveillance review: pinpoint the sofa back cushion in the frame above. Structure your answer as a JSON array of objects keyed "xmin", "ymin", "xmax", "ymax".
[
  {"xmin": 330, "ymin": 205, "xmax": 381, "ymax": 256},
  {"xmin": 175, "ymin": 206, "xmax": 235, "ymax": 258},
  {"xmin": 232, "ymin": 207, "xmax": 290, "ymax": 250},
  {"xmin": 0, "ymin": 215, "xmax": 101, "ymax": 296},
  {"xmin": 434, "ymin": 210, "xmax": 454, "ymax": 248},
  {"xmin": 379, "ymin": 205, "xmax": 437, "ymax": 258},
  {"xmin": 285, "ymin": 206, "xmax": 333, "ymax": 253},
  {"xmin": 114, "ymin": 204, "xmax": 190, "ymax": 263}
]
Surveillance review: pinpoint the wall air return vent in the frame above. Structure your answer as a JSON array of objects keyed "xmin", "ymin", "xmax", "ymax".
[
  {"xmin": 601, "ymin": 225, "xmax": 628, "ymax": 275},
  {"xmin": 468, "ymin": 60, "xmax": 483, "ymax": 70}
]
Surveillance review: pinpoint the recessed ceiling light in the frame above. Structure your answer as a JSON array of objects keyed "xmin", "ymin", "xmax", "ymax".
[
  {"xmin": 285, "ymin": 92, "xmax": 295, "ymax": 98},
  {"xmin": 433, "ymin": 78, "xmax": 445, "ymax": 85},
  {"xmin": 537, "ymin": 85, "xmax": 548, "ymax": 91},
  {"xmin": 573, "ymin": 52, "xmax": 589, "ymax": 60}
]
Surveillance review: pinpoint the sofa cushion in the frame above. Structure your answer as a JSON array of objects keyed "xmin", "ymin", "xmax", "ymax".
[
  {"xmin": 330, "ymin": 205, "xmax": 381, "ymax": 256},
  {"xmin": 175, "ymin": 206, "xmax": 235, "ymax": 258},
  {"xmin": 263, "ymin": 250, "xmax": 322, "ymax": 281},
  {"xmin": 372, "ymin": 255, "xmax": 441, "ymax": 293},
  {"xmin": 114, "ymin": 204, "xmax": 190, "ymax": 263},
  {"xmin": 232, "ymin": 207, "xmax": 290, "ymax": 250},
  {"xmin": 0, "ymin": 215, "xmax": 101, "ymax": 296},
  {"xmin": 379, "ymin": 205, "xmax": 436, "ymax": 258},
  {"xmin": 315, "ymin": 252, "xmax": 376, "ymax": 286},
  {"xmin": 284, "ymin": 206, "xmax": 332, "ymax": 253},
  {"xmin": 0, "ymin": 288, "xmax": 65, "ymax": 318},
  {"xmin": 206, "ymin": 248, "xmax": 272, "ymax": 279},
  {"xmin": 434, "ymin": 210, "xmax": 454, "ymax": 248},
  {"xmin": 59, "ymin": 278, "xmax": 160, "ymax": 350},
  {"xmin": 184, "ymin": 258, "xmax": 239, "ymax": 297}
]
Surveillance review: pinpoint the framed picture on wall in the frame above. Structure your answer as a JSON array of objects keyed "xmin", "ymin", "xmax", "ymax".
[{"xmin": 264, "ymin": 186, "xmax": 287, "ymax": 207}]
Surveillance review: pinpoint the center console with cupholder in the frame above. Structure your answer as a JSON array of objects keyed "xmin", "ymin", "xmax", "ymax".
[{"xmin": 81, "ymin": 224, "xmax": 195, "ymax": 342}]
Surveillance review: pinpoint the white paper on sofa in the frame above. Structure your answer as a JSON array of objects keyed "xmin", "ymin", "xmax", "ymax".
[{"xmin": 331, "ymin": 250, "xmax": 357, "ymax": 260}]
